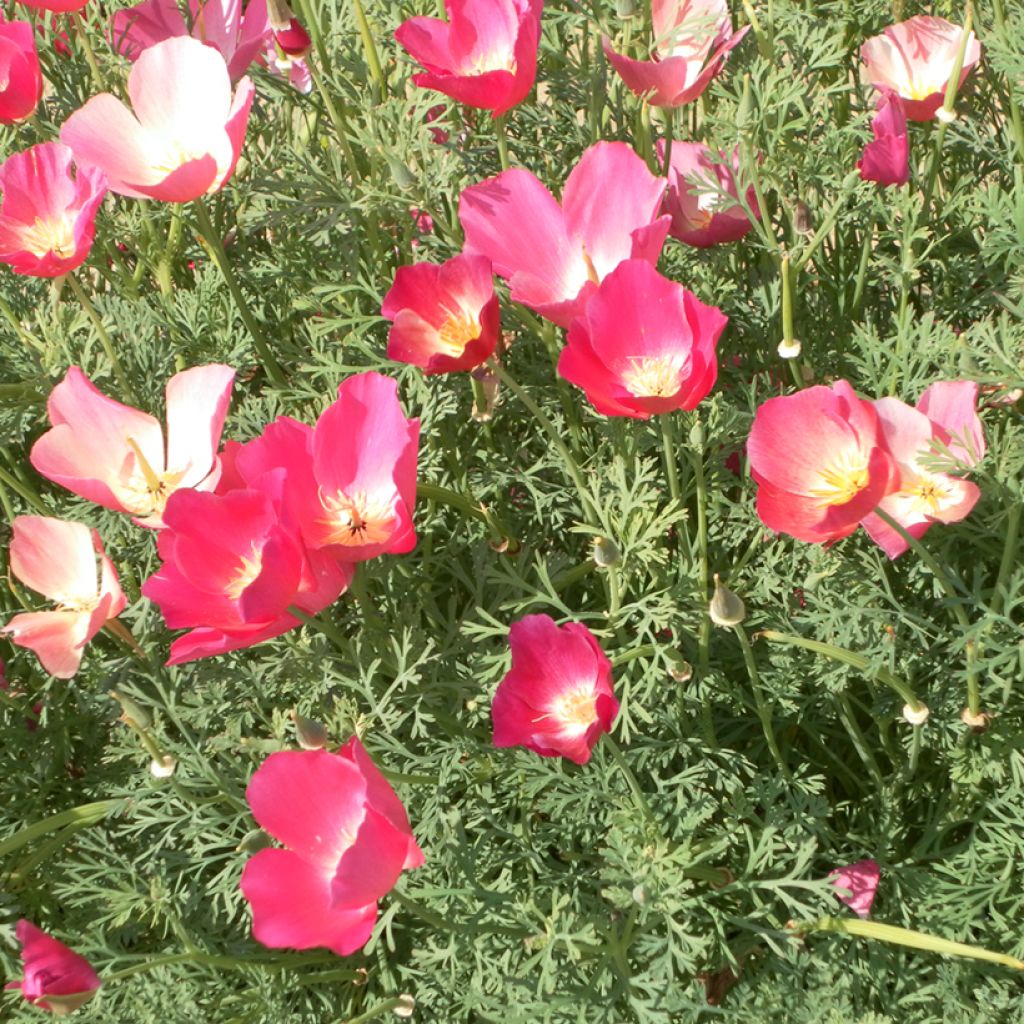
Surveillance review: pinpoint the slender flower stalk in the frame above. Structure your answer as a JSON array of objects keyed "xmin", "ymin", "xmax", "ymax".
[
  {"xmin": 660, "ymin": 413, "xmax": 681, "ymax": 504},
  {"xmin": 352, "ymin": 0, "xmax": 385, "ymax": 96},
  {"xmin": 64, "ymin": 274, "xmax": 135, "ymax": 402},
  {"xmin": 495, "ymin": 114, "xmax": 510, "ymax": 170},
  {"xmin": 733, "ymin": 624, "xmax": 790, "ymax": 780},
  {"xmin": 690, "ymin": 416, "xmax": 711, "ymax": 675}
]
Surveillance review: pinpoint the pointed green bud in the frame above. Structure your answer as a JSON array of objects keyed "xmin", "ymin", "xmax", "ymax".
[
  {"xmin": 237, "ymin": 828, "xmax": 275, "ymax": 854},
  {"xmin": 291, "ymin": 709, "xmax": 329, "ymax": 750},
  {"xmin": 592, "ymin": 536, "xmax": 621, "ymax": 568},
  {"xmin": 709, "ymin": 574, "xmax": 746, "ymax": 627}
]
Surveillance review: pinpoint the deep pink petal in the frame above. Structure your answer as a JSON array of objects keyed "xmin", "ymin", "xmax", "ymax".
[{"xmin": 830, "ymin": 859, "xmax": 881, "ymax": 918}]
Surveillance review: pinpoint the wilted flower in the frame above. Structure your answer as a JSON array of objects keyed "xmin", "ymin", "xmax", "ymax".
[
  {"xmin": 2, "ymin": 517, "xmax": 125, "ymax": 680},
  {"xmin": 240, "ymin": 738, "xmax": 424, "ymax": 956},
  {"xmin": 604, "ymin": 0, "xmax": 748, "ymax": 108},
  {"xmin": 558, "ymin": 259, "xmax": 725, "ymax": 419},
  {"xmin": 0, "ymin": 142, "xmax": 107, "ymax": 278},
  {"xmin": 0, "ymin": 18, "xmax": 43, "ymax": 125},
  {"xmin": 830, "ymin": 859, "xmax": 880, "ymax": 918},
  {"xmin": 395, "ymin": 0, "xmax": 543, "ymax": 117},
  {"xmin": 382, "ymin": 253, "xmax": 500, "ymax": 374},
  {"xmin": 5, "ymin": 920, "xmax": 102, "ymax": 1015},
  {"xmin": 30, "ymin": 364, "xmax": 235, "ymax": 529},
  {"xmin": 491, "ymin": 614, "xmax": 619, "ymax": 764},
  {"xmin": 60, "ymin": 37, "xmax": 255, "ymax": 202},
  {"xmin": 857, "ymin": 88, "xmax": 909, "ymax": 187}
]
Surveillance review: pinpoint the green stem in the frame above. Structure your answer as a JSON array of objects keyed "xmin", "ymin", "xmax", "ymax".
[
  {"xmin": 607, "ymin": 564, "xmax": 622, "ymax": 622},
  {"xmin": 495, "ymin": 113, "xmax": 510, "ymax": 171},
  {"xmin": 991, "ymin": 0, "xmax": 1024, "ymax": 165},
  {"xmin": 733, "ymin": 625, "xmax": 791, "ymax": 779},
  {"xmin": 659, "ymin": 413, "xmax": 681, "ymax": 503},
  {"xmin": 603, "ymin": 734, "xmax": 656, "ymax": 827},
  {"xmin": 0, "ymin": 799, "xmax": 125, "ymax": 858},
  {"xmin": 65, "ymin": 274, "xmax": 135, "ymax": 402},
  {"xmin": 192, "ymin": 198, "xmax": 286, "ymax": 386},
  {"xmin": 105, "ymin": 950, "xmax": 355, "ymax": 982},
  {"xmin": 661, "ymin": 108, "xmax": 674, "ymax": 174},
  {"xmin": 287, "ymin": 605, "xmax": 352, "ymax": 660},
  {"xmin": 351, "ymin": 0, "xmax": 385, "ymax": 97},
  {"xmin": 690, "ymin": 417, "xmax": 710, "ymax": 675},
  {"xmin": 416, "ymin": 482, "xmax": 514, "ymax": 545},
  {"xmin": 0, "ymin": 294, "xmax": 44, "ymax": 352},
  {"xmin": 343, "ymin": 999, "xmax": 407, "ymax": 1024},
  {"xmin": 72, "ymin": 13, "xmax": 106, "ymax": 91},
  {"xmin": 0, "ymin": 465, "xmax": 47, "ymax": 513},
  {"xmin": 991, "ymin": 504, "xmax": 1020, "ymax": 617}
]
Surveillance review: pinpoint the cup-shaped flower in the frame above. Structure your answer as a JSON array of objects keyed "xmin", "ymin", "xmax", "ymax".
[
  {"xmin": 860, "ymin": 16, "xmax": 981, "ymax": 122},
  {"xmin": 460, "ymin": 142, "xmax": 669, "ymax": 328},
  {"xmin": 857, "ymin": 88, "xmax": 909, "ymax": 187},
  {"xmin": 240, "ymin": 738, "xmax": 425, "ymax": 956},
  {"xmin": 0, "ymin": 142, "xmax": 107, "ymax": 278},
  {"xmin": 657, "ymin": 140, "xmax": 757, "ymax": 247},
  {"xmin": 110, "ymin": 0, "xmax": 270, "ymax": 81},
  {"xmin": 830, "ymin": 859, "xmax": 880, "ymax": 919},
  {"xmin": 604, "ymin": 0, "xmax": 748, "ymax": 108},
  {"xmin": 747, "ymin": 380, "xmax": 899, "ymax": 544},
  {"xmin": 395, "ymin": 0, "xmax": 542, "ymax": 118},
  {"xmin": 141, "ymin": 471, "xmax": 353, "ymax": 664},
  {"xmin": 557, "ymin": 260, "xmax": 725, "ymax": 419},
  {"xmin": 860, "ymin": 381, "xmax": 985, "ymax": 559},
  {"xmin": 2, "ymin": 517, "xmax": 126, "ymax": 679},
  {"xmin": 491, "ymin": 614, "xmax": 619, "ymax": 765},
  {"xmin": 4, "ymin": 920, "xmax": 101, "ymax": 1015},
  {"xmin": 60, "ymin": 37, "xmax": 255, "ymax": 202},
  {"xmin": 30, "ymin": 364, "xmax": 235, "ymax": 529},
  {"xmin": 0, "ymin": 19, "xmax": 43, "ymax": 125},
  {"xmin": 382, "ymin": 253, "xmax": 500, "ymax": 374}
]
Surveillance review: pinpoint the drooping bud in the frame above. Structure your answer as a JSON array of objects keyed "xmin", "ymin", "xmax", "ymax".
[
  {"xmin": 291, "ymin": 709, "xmax": 329, "ymax": 750},
  {"xmin": 592, "ymin": 536, "xmax": 621, "ymax": 568},
  {"xmin": 709, "ymin": 574, "xmax": 745, "ymax": 627}
]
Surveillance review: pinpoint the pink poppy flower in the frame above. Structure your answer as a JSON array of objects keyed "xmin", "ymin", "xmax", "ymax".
[
  {"xmin": 857, "ymin": 88, "xmax": 909, "ymax": 187},
  {"xmin": 657, "ymin": 140, "xmax": 757, "ymax": 247},
  {"xmin": 30, "ymin": 364, "xmax": 235, "ymax": 529},
  {"xmin": 382, "ymin": 253, "xmax": 500, "ymax": 374},
  {"xmin": 2, "ymin": 517, "xmax": 126, "ymax": 679},
  {"xmin": 747, "ymin": 380, "xmax": 899, "ymax": 545},
  {"xmin": 5, "ymin": 920, "xmax": 101, "ymax": 1015},
  {"xmin": 460, "ymin": 141, "xmax": 670, "ymax": 328},
  {"xmin": 240, "ymin": 738, "xmax": 425, "ymax": 956},
  {"xmin": 141, "ymin": 472, "xmax": 353, "ymax": 665},
  {"xmin": 603, "ymin": 0, "xmax": 748, "ymax": 108},
  {"xmin": 60, "ymin": 36, "xmax": 255, "ymax": 203},
  {"xmin": 491, "ymin": 614, "xmax": 619, "ymax": 765},
  {"xmin": 557, "ymin": 259, "xmax": 725, "ymax": 419},
  {"xmin": 861, "ymin": 16, "xmax": 981, "ymax": 122},
  {"xmin": 395, "ymin": 0, "xmax": 543, "ymax": 118},
  {"xmin": 0, "ymin": 142, "xmax": 107, "ymax": 278},
  {"xmin": 0, "ymin": 19, "xmax": 43, "ymax": 125},
  {"xmin": 860, "ymin": 381, "xmax": 985, "ymax": 559},
  {"xmin": 14, "ymin": 0, "xmax": 87, "ymax": 12},
  {"xmin": 830, "ymin": 859, "xmax": 880, "ymax": 918}
]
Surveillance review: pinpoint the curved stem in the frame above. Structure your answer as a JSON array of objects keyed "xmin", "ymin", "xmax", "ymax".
[
  {"xmin": 603, "ymin": 734, "xmax": 656, "ymax": 827},
  {"xmin": 65, "ymin": 274, "xmax": 135, "ymax": 401},
  {"xmin": 733, "ymin": 625, "xmax": 791, "ymax": 779},
  {"xmin": 0, "ymin": 294, "xmax": 44, "ymax": 353},
  {"xmin": 416, "ymin": 482, "xmax": 514, "ymax": 545}
]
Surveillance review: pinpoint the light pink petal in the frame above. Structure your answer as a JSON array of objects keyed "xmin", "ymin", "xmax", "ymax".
[
  {"xmin": 916, "ymin": 380, "xmax": 985, "ymax": 465},
  {"xmin": 2, "ymin": 611, "xmax": 91, "ymax": 679},
  {"xmin": 164, "ymin": 363, "xmax": 235, "ymax": 486},
  {"xmin": 830, "ymin": 859, "xmax": 880, "ymax": 918},
  {"xmin": 9, "ymin": 516, "xmax": 97, "ymax": 602}
]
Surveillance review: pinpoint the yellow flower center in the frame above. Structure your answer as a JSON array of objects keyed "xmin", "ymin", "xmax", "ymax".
[
  {"xmin": 224, "ymin": 548, "xmax": 264, "ymax": 600},
  {"xmin": 55, "ymin": 593, "xmax": 100, "ymax": 614},
  {"xmin": 21, "ymin": 216, "xmax": 76, "ymax": 259},
  {"xmin": 904, "ymin": 474, "xmax": 953, "ymax": 515},
  {"xmin": 317, "ymin": 489, "xmax": 397, "ymax": 547},
  {"xmin": 809, "ymin": 456, "xmax": 870, "ymax": 507},
  {"xmin": 550, "ymin": 687, "xmax": 598, "ymax": 731},
  {"xmin": 436, "ymin": 312, "xmax": 479, "ymax": 356},
  {"xmin": 622, "ymin": 356, "xmax": 683, "ymax": 398},
  {"xmin": 114, "ymin": 436, "xmax": 188, "ymax": 518}
]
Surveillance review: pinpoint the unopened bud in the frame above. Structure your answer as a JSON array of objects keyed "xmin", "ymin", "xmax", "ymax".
[
  {"xmin": 777, "ymin": 338, "xmax": 802, "ymax": 359},
  {"xmin": 384, "ymin": 152, "xmax": 415, "ymax": 190},
  {"xmin": 793, "ymin": 200, "xmax": 813, "ymax": 235},
  {"xmin": 393, "ymin": 994, "xmax": 416, "ymax": 1018},
  {"xmin": 631, "ymin": 884, "xmax": 646, "ymax": 905},
  {"xmin": 274, "ymin": 18, "xmax": 311, "ymax": 58},
  {"xmin": 902, "ymin": 703, "xmax": 930, "ymax": 725},
  {"xmin": 592, "ymin": 536, "xmax": 621, "ymax": 568},
  {"xmin": 614, "ymin": 0, "xmax": 639, "ymax": 16},
  {"xmin": 110, "ymin": 689, "xmax": 152, "ymax": 730},
  {"xmin": 709, "ymin": 574, "xmax": 745, "ymax": 627},
  {"xmin": 237, "ymin": 828, "xmax": 275, "ymax": 854},
  {"xmin": 38, "ymin": 991, "xmax": 100, "ymax": 1015},
  {"xmin": 935, "ymin": 106, "xmax": 957, "ymax": 124},
  {"xmin": 150, "ymin": 755, "xmax": 177, "ymax": 778},
  {"xmin": 291, "ymin": 710, "xmax": 329, "ymax": 750},
  {"xmin": 471, "ymin": 366, "xmax": 499, "ymax": 422}
]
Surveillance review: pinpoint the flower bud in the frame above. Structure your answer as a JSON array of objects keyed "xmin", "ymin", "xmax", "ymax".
[
  {"xmin": 709, "ymin": 574, "xmax": 745, "ymax": 627},
  {"xmin": 592, "ymin": 536, "xmax": 621, "ymax": 568},
  {"xmin": 291, "ymin": 710, "xmax": 329, "ymax": 750},
  {"xmin": 237, "ymin": 828, "xmax": 275, "ymax": 854},
  {"xmin": 902, "ymin": 703, "xmax": 929, "ymax": 725}
]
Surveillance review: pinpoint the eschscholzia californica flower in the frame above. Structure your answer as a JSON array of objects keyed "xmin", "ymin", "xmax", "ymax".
[
  {"xmin": 460, "ymin": 141, "xmax": 669, "ymax": 328},
  {"xmin": 747, "ymin": 380, "xmax": 898, "ymax": 545},
  {"xmin": 491, "ymin": 614, "xmax": 619, "ymax": 765},
  {"xmin": 830, "ymin": 859, "xmax": 881, "ymax": 919},
  {"xmin": 382, "ymin": 253, "xmax": 500, "ymax": 374},
  {"xmin": 395, "ymin": 0, "xmax": 543, "ymax": 118},
  {"xmin": 860, "ymin": 381, "xmax": 985, "ymax": 559},
  {"xmin": 657, "ymin": 140, "xmax": 757, "ymax": 247},
  {"xmin": 141, "ymin": 472, "xmax": 353, "ymax": 664},
  {"xmin": 857, "ymin": 88, "xmax": 909, "ymax": 187},
  {"xmin": 0, "ymin": 19, "xmax": 43, "ymax": 125},
  {"xmin": 557, "ymin": 260, "xmax": 725, "ymax": 419},
  {"xmin": 5, "ymin": 920, "xmax": 102, "ymax": 1015},
  {"xmin": 0, "ymin": 142, "xmax": 107, "ymax": 278},
  {"xmin": 60, "ymin": 37, "xmax": 255, "ymax": 202},
  {"xmin": 15, "ymin": 0, "xmax": 89, "ymax": 11},
  {"xmin": 30, "ymin": 364, "xmax": 235, "ymax": 529},
  {"xmin": 240, "ymin": 738, "xmax": 424, "ymax": 956},
  {"xmin": 861, "ymin": 16, "xmax": 981, "ymax": 123},
  {"xmin": 603, "ymin": 0, "xmax": 748, "ymax": 108},
  {"xmin": 2, "ymin": 517, "xmax": 126, "ymax": 679}
]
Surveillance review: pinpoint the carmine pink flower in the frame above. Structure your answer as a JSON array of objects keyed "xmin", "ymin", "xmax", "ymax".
[
  {"xmin": 14, "ymin": 0, "xmax": 88, "ymax": 12},
  {"xmin": 30, "ymin": 364, "xmax": 235, "ymax": 529},
  {"xmin": 5, "ymin": 920, "xmax": 102, "ymax": 1015},
  {"xmin": 0, "ymin": 142, "xmax": 107, "ymax": 278},
  {"xmin": 460, "ymin": 141, "xmax": 669, "ymax": 328},
  {"xmin": 857, "ymin": 88, "xmax": 909, "ymax": 187},
  {"xmin": 747, "ymin": 380, "xmax": 899, "ymax": 545},
  {"xmin": 830, "ymin": 859, "xmax": 880, "ymax": 919},
  {"xmin": 2, "ymin": 517, "xmax": 126, "ymax": 679},
  {"xmin": 861, "ymin": 16, "xmax": 981, "ymax": 123},
  {"xmin": 395, "ymin": 0, "xmax": 543, "ymax": 118},
  {"xmin": 604, "ymin": 0, "xmax": 748, "ymax": 108},
  {"xmin": 0, "ymin": 19, "xmax": 43, "ymax": 125},
  {"xmin": 141, "ymin": 472, "xmax": 352, "ymax": 665},
  {"xmin": 557, "ymin": 259, "xmax": 725, "ymax": 419},
  {"xmin": 240, "ymin": 738, "xmax": 424, "ymax": 956},
  {"xmin": 491, "ymin": 614, "xmax": 619, "ymax": 765},
  {"xmin": 860, "ymin": 381, "xmax": 985, "ymax": 559},
  {"xmin": 382, "ymin": 253, "xmax": 500, "ymax": 374},
  {"xmin": 657, "ymin": 140, "xmax": 757, "ymax": 247},
  {"xmin": 60, "ymin": 36, "xmax": 255, "ymax": 202}
]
